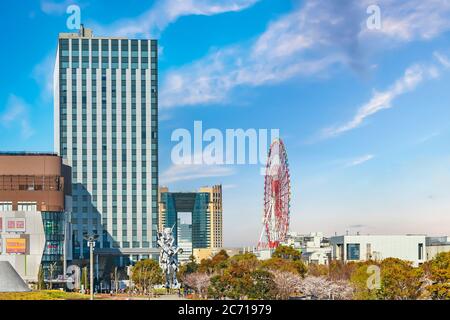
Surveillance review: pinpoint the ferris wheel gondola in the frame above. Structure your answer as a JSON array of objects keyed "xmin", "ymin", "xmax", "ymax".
[{"xmin": 257, "ymin": 139, "xmax": 290, "ymax": 249}]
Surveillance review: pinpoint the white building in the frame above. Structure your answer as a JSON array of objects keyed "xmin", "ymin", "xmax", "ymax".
[
  {"xmin": 53, "ymin": 26, "xmax": 159, "ymax": 265},
  {"xmin": 426, "ymin": 236, "xmax": 450, "ymax": 261},
  {"xmin": 282, "ymin": 232, "xmax": 331, "ymax": 265},
  {"xmin": 330, "ymin": 234, "xmax": 427, "ymax": 267}
]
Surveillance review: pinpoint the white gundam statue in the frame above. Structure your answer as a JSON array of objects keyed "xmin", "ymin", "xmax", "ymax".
[{"xmin": 157, "ymin": 226, "xmax": 183, "ymax": 289}]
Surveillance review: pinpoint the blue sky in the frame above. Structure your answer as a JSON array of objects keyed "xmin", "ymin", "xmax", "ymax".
[{"xmin": 0, "ymin": 0, "xmax": 449, "ymax": 246}]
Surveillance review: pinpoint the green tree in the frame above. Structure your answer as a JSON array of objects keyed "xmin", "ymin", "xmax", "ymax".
[
  {"xmin": 178, "ymin": 255, "xmax": 199, "ymax": 281},
  {"xmin": 260, "ymin": 258, "xmax": 307, "ymax": 277},
  {"xmin": 208, "ymin": 274, "xmax": 231, "ymax": 299},
  {"xmin": 211, "ymin": 250, "xmax": 229, "ymax": 272},
  {"xmin": 422, "ymin": 252, "xmax": 450, "ymax": 300},
  {"xmin": 198, "ymin": 258, "xmax": 215, "ymax": 275},
  {"xmin": 206, "ymin": 253, "xmax": 260, "ymax": 300},
  {"xmin": 307, "ymin": 263, "xmax": 328, "ymax": 277},
  {"xmin": 350, "ymin": 262, "xmax": 380, "ymax": 300},
  {"xmin": 248, "ymin": 270, "xmax": 277, "ymax": 299},
  {"xmin": 378, "ymin": 258, "xmax": 424, "ymax": 300},
  {"xmin": 131, "ymin": 259, "xmax": 163, "ymax": 295},
  {"xmin": 328, "ymin": 260, "xmax": 356, "ymax": 281},
  {"xmin": 272, "ymin": 245, "xmax": 302, "ymax": 261},
  {"xmin": 229, "ymin": 253, "xmax": 260, "ymax": 271},
  {"xmin": 197, "ymin": 251, "xmax": 231, "ymax": 275}
]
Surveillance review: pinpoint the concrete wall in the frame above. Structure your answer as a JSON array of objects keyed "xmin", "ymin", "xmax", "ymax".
[
  {"xmin": 426, "ymin": 244, "xmax": 450, "ymax": 261},
  {"xmin": 330, "ymin": 235, "xmax": 426, "ymax": 267}
]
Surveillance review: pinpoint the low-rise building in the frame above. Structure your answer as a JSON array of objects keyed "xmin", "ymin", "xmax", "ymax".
[
  {"xmin": 192, "ymin": 247, "xmax": 243, "ymax": 263},
  {"xmin": 426, "ymin": 236, "xmax": 450, "ymax": 261},
  {"xmin": 282, "ymin": 232, "xmax": 332, "ymax": 265},
  {"xmin": 329, "ymin": 234, "xmax": 426, "ymax": 267},
  {"xmin": 0, "ymin": 152, "xmax": 72, "ymax": 283}
]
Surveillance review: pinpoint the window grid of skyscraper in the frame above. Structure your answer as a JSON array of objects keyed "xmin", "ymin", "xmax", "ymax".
[{"xmin": 54, "ymin": 28, "xmax": 158, "ymax": 259}]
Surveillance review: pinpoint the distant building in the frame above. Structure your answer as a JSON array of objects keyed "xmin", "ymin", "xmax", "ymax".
[
  {"xmin": 192, "ymin": 247, "xmax": 242, "ymax": 263},
  {"xmin": 177, "ymin": 219, "xmax": 192, "ymax": 263},
  {"xmin": 330, "ymin": 234, "xmax": 426, "ymax": 267},
  {"xmin": 199, "ymin": 185, "xmax": 223, "ymax": 249},
  {"xmin": 158, "ymin": 185, "xmax": 223, "ymax": 249},
  {"xmin": 255, "ymin": 248, "xmax": 272, "ymax": 260},
  {"xmin": 0, "ymin": 152, "xmax": 72, "ymax": 283},
  {"xmin": 282, "ymin": 232, "xmax": 331, "ymax": 265},
  {"xmin": 426, "ymin": 236, "xmax": 450, "ymax": 261}
]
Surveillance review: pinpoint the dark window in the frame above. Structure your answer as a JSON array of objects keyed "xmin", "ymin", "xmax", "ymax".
[
  {"xmin": 418, "ymin": 243, "xmax": 423, "ymax": 260},
  {"xmin": 346, "ymin": 243, "xmax": 360, "ymax": 260}
]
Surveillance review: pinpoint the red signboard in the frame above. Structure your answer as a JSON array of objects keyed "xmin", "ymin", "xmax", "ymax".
[{"xmin": 5, "ymin": 218, "xmax": 26, "ymax": 233}]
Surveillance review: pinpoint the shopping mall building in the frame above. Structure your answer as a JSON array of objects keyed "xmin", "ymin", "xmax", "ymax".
[{"xmin": 0, "ymin": 152, "xmax": 72, "ymax": 284}]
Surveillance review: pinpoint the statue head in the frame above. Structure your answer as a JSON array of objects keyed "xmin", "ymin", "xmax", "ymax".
[{"xmin": 161, "ymin": 227, "xmax": 173, "ymax": 243}]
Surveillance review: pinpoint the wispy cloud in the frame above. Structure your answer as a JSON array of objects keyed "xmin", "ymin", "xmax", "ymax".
[
  {"xmin": 160, "ymin": 164, "xmax": 235, "ymax": 184},
  {"xmin": 1, "ymin": 95, "xmax": 35, "ymax": 139},
  {"xmin": 40, "ymin": 0, "xmax": 82, "ymax": 15},
  {"xmin": 320, "ymin": 49, "xmax": 450, "ymax": 139},
  {"xmin": 348, "ymin": 224, "xmax": 370, "ymax": 229},
  {"xmin": 32, "ymin": 53, "xmax": 55, "ymax": 103},
  {"xmin": 346, "ymin": 154, "xmax": 375, "ymax": 167},
  {"xmin": 94, "ymin": 0, "xmax": 260, "ymax": 38},
  {"xmin": 415, "ymin": 131, "xmax": 440, "ymax": 144},
  {"xmin": 362, "ymin": 0, "xmax": 450, "ymax": 42},
  {"xmin": 161, "ymin": 149, "xmax": 235, "ymax": 184},
  {"xmin": 434, "ymin": 51, "xmax": 450, "ymax": 68},
  {"xmin": 160, "ymin": 0, "xmax": 450, "ymax": 108},
  {"xmin": 321, "ymin": 63, "xmax": 440, "ymax": 138}
]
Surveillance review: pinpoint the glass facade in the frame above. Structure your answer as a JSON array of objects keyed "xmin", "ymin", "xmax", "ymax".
[
  {"xmin": 159, "ymin": 192, "xmax": 211, "ymax": 248},
  {"xmin": 56, "ymin": 32, "xmax": 158, "ymax": 260},
  {"xmin": 41, "ymin": 211, "xmax": 65, "ymax": 278}
]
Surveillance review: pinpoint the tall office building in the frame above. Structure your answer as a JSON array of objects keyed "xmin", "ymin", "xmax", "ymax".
[
  {"xmin": 159, "ymin": 185, "xmax": 223, "ymax": 249},
  {"xmin": 54, "ymin": 26, "xmax": 159, "ymax": 266},
  {"xmin": 199, "ymin": 185, "xmax": 223, "ymax": 248}
]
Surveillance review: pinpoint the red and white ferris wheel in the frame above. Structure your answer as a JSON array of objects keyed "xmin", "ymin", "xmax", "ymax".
[{"xmin": 258, "ymin": 139, "xmax": 291, "ymax": 250}]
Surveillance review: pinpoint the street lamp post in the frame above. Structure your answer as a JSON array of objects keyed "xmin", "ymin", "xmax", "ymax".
[{"xmin": 83, "ymin": 233, "xmax": 99, "ymax": 301}]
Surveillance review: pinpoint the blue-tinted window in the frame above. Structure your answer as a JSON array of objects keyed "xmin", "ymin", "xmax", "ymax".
[{"xmin": 346, "ymin": 243, "xmax": 360, "ymax": 260}]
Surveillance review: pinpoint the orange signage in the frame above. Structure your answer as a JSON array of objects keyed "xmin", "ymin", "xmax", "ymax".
[{"xmin": 6, "ymin": 238, "xmax": 26, "ymax": 254}]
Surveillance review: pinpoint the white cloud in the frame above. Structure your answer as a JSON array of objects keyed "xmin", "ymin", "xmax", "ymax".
[
  {"xmin": 160, "ymin": 163, "xmax": 235, "ymax": 184},
  {"xmin": 40, "ymin": 0, "xmax": 80, "ymax": 15},
  {"xmin": 160, "ymin": 0, "xmax": 450, "ymax": 108},
  {"xmin": 95, "ymin": 0, "xmax": 260, "ymax": 38},
  {"xmin": 346, "ymin": 154, "xmax": 375, "ymax": 167},
  {"xmin": 434, "ymin": 51, "xmax": 450, "ymax": 68},
  {"xmin": 32, "ymin": 53, "xmax": 55, "ymax": 103},
  {"xmin": 0, "ymin": 95, "xmax": 35, "ymax": 139},
  {"xmin": 161, "ymin": 149, "xmax": 235, "ymax": 184},
  {"xmin": 321, "ymin": 63, "xmax": 441, "ymax": 138},
  {"xmin": 361, "ymin": 0, "xmax": 450, "ymax": 42},
  {"xmin": 415, "ymin": 131, "xmax": 440, "ymax": 144}
]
